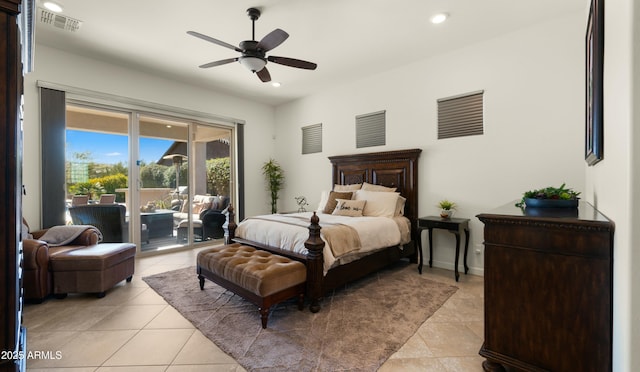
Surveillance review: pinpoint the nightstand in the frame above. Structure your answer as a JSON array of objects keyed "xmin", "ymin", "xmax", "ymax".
[{"xmin": 416, "ymin": 216, "xmax": 470, "ymax": 281}]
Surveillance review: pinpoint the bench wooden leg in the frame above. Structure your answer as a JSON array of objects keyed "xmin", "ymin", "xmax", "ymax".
[
  {"xmin": 297, "ymin": 293, "xmax": 304, "ymax": 311},
  {"xmin": 259, "ymin": 307, "xmax": 269, "ymax": 329},
  {"xmin": 198, "ymin": 274, "xmax": 205, "ymax": 290}
]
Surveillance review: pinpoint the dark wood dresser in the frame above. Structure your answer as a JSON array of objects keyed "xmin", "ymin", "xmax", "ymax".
[
  {"xmin": 477, "ymin": 201, "xmax": 614, "ymax": 372},
  {"xmin": 1, "ymin": 1, "xmax": 29, "ymax": 371}
]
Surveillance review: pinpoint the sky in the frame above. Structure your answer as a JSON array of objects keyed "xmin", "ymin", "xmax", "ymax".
[{"xmin": 66, "ymin": 130, "xmax": 174, "ymax": 165}]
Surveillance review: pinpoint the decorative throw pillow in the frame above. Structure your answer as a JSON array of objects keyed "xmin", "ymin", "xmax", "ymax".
[
  {"xmin": 210, "ymin": 196, "xmax": 220, "ymax": 211},
  {"xmin": 217, "ymin": 195, "xmax": 230, "ymax": 210},
  {"xmin": 180, "ymin": 199, "xmax": 189, "ymax": 213},
  {"xmin": 317, "ymin": 191, "xmax": 330, "ymax": 213},
  {"xmin": 333, "ymin": 183, "xmax": 362, "ymax": 192},
  {"xmin": 354, "ymin": 190, "xmax": 400, "ymax": 218},
  {"xmin": 201, "ymin": 202, "xmax": 213, "ymax": 214},
  {"xmin": 322, "ymin": 191, "xmax": 353, "ymax": 214},
  {"xmin": 361, "ymin": 182, "xmax": 397, "ymax": 192},
  {"xmin": 192, "ymin": 202, "xmax": 205, "ymax": 214},
  {"xmin": 332, "ymin": 199, "xmax": 366, "ymax": 217}
]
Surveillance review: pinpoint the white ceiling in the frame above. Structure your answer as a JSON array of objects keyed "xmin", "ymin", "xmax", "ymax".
[{"xmin": 34, "ymin": 0, "xmax": 586, "ymax": 106}]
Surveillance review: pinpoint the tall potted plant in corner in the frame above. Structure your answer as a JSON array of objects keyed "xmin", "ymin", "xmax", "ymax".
[{"xmin": 262, "ymin": 159, "xmax": 285, "ymax": 214}]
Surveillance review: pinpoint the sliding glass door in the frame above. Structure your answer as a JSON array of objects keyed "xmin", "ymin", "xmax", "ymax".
[
  {"xmin": 137, "ymin": 115, "xmax": 189, "ymax": 251},
  {"xmin": 65, "ymin": 105, "xmax": 130, "ymax": 227},
  {"xmin": 64, "ymin": 104, "xmax": 234, "ymax": 253},
  {"xmin": 188, "ymin": 122, "xmax": 232, "ymax": 244}
]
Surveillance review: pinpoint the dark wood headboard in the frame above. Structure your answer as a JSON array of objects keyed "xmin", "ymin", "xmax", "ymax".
[{"xmin": 328, "ymin": 148, "xmax": 422, "ymax": 227}]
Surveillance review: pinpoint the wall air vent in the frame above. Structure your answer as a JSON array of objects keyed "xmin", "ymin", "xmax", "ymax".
[{"xmin": 38, "ymin": 7, "xmax": 82, "ymax": 32}]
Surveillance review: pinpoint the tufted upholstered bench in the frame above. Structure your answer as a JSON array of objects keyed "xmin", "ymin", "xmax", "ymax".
[{"xmin": 197, "ymin": 243, "xmax": 306, "ymax": 328}]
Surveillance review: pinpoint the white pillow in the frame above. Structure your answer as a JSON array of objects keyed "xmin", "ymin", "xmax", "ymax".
[
  {"xmin": 361, "ymin": 182, "xmax": 397, "ymax": 192},
  {"xmin": 353, "ymin": 190, "xmax": 400, "ymax": 218},
  {"xmin": 317, "ymin": 191, "xmax": 330, "ymax": 213},
  {"xmin": 332, "ymin": 199, "xmax": 366, "ymax": 217},
  {"xmin": 395, "ymin": 195, "xmax": 407, "ymax": 216},
  {"xmin": 334, "ymin": 183, "xmax": 362, "ymax": 191}
]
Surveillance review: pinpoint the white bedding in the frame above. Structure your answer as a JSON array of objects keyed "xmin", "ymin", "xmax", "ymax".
[{"xmin": 235, "ymin": 212, "xmax": 411, "ymax": 273}]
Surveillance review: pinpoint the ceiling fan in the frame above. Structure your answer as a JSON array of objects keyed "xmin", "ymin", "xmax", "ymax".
[{"xmin": 187, "ymin": 7, "xmax": 317, "ymax": 83}]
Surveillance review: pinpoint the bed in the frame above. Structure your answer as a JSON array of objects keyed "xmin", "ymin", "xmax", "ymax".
[{"xmin": 227, "ymin": 148, "xmax": 422, "ymax": 312}]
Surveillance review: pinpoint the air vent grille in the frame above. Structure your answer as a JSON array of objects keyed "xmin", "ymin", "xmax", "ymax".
[{"xmin": 39, "ymin": 8, "xmax": 82, "ymax": 32}]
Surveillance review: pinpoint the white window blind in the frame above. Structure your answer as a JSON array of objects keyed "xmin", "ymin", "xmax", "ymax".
[
  {"xmin": 302, "ymin": 123, "xmax": 322, "ymax": 154},
  {"xmin": 437, "ymin": 90, "xmax": 484, "ymax": 139},
  {"xmin": 356, "ymin": 110, "xmax": 385, "ymax": 148}
]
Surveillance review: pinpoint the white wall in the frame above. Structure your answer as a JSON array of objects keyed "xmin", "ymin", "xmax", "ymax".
[
  {"xmin": 584, "ymin": 0, "xmax": 640, "ymax": 370},
  {"xmin": 22, "ymin": 45, "xmax": 276, "ymax": 228},
  {"xmin": 274, "ymin": 12, "xmax": 585, "ymax": 276}
]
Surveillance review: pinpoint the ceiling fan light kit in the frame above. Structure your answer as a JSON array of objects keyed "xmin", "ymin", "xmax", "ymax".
[
  {"xmin": 188, "ymin": 7, "xmax": 317, "ymax": 83},
  {"xmin": 239, "ymin": 56, "xmax": 266, "ymax": 72}
]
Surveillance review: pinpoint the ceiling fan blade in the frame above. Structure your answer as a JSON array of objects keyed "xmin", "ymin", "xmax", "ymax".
[
  {"xmin": 256, "ymin": 67, "xmax": 271, "ymax": 82},
  {"xmin": 257, "ymin": 29, "xmax": 289, "ymax": 52},
  {"xmin": 267, "ymin": 56, "xmax": 317, "ymax": 70},
  {"xmin": 187, "ymin": 31, "xmax": 242, "ymax": 52},
  {"xmin": 199, "ymin": 57, "xmax": 238, "ymax": 68}
]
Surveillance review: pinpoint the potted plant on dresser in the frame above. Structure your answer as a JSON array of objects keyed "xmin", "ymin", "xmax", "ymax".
[{"xmin": 515, "ymin": 183, "xmax": 581, "ymax": 208}]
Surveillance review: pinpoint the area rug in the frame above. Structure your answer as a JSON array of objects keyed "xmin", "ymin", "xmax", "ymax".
[{"xmin": 143, "ymin": 261, "xmax": 457, "ymax": 371}]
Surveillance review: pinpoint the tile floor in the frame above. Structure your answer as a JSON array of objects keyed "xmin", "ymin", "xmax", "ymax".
[{"xmin": 23, "ymin": 246, "xmax": 485, "ymax": 371}]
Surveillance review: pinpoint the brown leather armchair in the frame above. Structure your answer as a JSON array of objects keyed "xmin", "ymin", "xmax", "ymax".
[{"xmin": 23, "ymin": 225, "xmax": 101, "ymax": 303}]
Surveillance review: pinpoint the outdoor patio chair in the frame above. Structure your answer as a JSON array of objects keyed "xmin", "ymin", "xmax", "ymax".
[
  {"xmin": 71, "ymin": 195, "xmax": 89, "ymax": 206},
  {"xmin": 69, "ymin": 204, "xmax": 128, "ymax": 243},
  {"xmin": 98, "ymin": 194, "xmax": 116, "ymax": 204},
  {"xmin": 69, "ymin": 204, "xmax": 149, "ymax": 244}
]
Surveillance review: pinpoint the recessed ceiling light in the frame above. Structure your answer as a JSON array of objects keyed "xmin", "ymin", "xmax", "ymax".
[
  {"xmin": 43, "ymin": 1, "xmax": 63, "ymax": 13},
  {"xmin": 430, "ymin": 13, "xmax": 448, "ymax": 24},
  {"xmin": 271, "ymin": 82, "xmax": 281, "ymax": 88}
]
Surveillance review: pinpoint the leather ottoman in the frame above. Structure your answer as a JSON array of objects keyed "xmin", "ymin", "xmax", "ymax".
[{"xmin": 49, "ymin": 243, "xmax": 136, "ymax": 298}]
